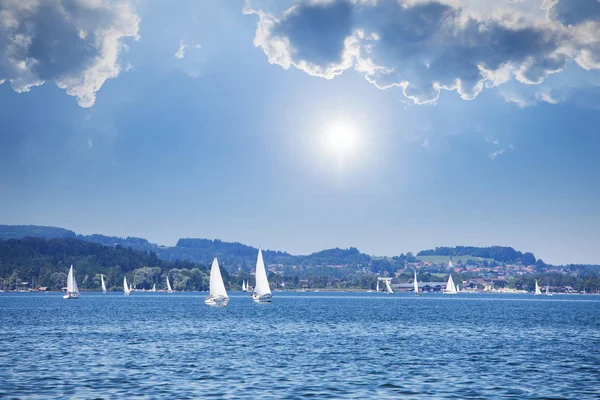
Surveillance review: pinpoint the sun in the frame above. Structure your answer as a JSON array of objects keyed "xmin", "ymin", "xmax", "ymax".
[{"xmin": 324, "ymin": 121, "xmax": 358, "ymax": 159}]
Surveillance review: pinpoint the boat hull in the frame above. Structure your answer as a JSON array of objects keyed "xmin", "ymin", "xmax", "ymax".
[
  {"xmin": 205, "ymin": 296, "xmax": 229, "ymax": 307},
  {"xmin": 63, "ymin": 292, "xmax": 80, "ymax": 299},
  {"xmin": 252, "ymin": 293, "xmax": 272, "ymax": 304}
]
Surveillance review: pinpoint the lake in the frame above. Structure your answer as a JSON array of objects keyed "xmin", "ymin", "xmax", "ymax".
[{"xmin": 1, "ymin": 292, "xmax": 599, "ymax": 398}]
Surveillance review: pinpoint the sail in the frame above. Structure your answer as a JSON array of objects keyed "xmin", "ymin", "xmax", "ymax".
[
  {"xmin": 456, "ymin": 284, "xmax": 460, "ymax": 293},
  {"xmin": 534, "ymin": 280, "xmax": 541, "ymax": 295},
  {"xmin": 376, "ymin": 280, "xmax": 380, "ymax": 292},
  {"xmin": 123, "ymin": 276, "xmax": 129, "ymax": 294},
  {"xmin": 152, "ymin": 284, "xmax": 156, "ymax": 292},
  {"xmin": 209, "ymin": 257, "xmax": 228, "ymax": 298},
  {"xmin": 254, "ymin": 248, "xmax": 271, "ymax": 297},
  {"xmin": 167, "ymin": 276, "xmax": 173, "ymax": 293},
  {"xmin": 66, "ymin": 265, "xmax": 79, "ymax": 294},
  {"xmin": 242, "ymin": 280, "xmax": 246, "ymax": 291},
  {"xmin": 413, "ymin": 271, "xmax": 419, "ymax": 294},
  {"xmin": 545, "ymin": 284, "xmax": 550, "ymax": 295},
  {"xmin": 384, "ymin": 279, "xmax": 394, "ymax": 294},
  {"xmin": 101, "ymin": 274, "xmax": 107, "ymax": 293},
  {"xmin": 446, "ymin": 275, "xmax": 457, "ymax": 294}
]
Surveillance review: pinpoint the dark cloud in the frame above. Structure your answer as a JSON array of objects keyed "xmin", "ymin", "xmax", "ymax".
[
  {"xmin": 246, "ymin": 0, "xmax": 600, "ymax": 104},
  {"xmin": 0, "ymin": 0, "xmax": 140, "ymax": 107}
]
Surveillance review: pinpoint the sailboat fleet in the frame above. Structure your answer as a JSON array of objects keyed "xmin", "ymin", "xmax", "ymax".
[
  {"xmin": 62, "ymin": 255, "xmax": 556, "ymax": 300},
  {"xmin": 63, "ymin": 249, "xmax": 273, "ymax": 306}
]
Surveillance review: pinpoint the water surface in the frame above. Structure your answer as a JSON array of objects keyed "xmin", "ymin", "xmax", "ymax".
[{"xmin": 1, "ymin": 292, "xmax": 599, "ymax": 398}]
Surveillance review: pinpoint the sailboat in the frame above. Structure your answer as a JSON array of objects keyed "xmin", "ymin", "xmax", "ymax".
[
  {"xmin": 152, "ymin": 284, "xmax": 156, "ymax": 292},
  {"xmin": 534, "ymin": 280, "xmax": 542, "ymax": 295},
  {"xmin": 456, "ymin": 284, "xmax": 461, "ymax": 293},
  {"xmin": 101, "ymin": 274, "xmax": 107, "ymax": 294},
  {"xmin": 413, "ymin": 271, "xmax": 420, "ymax": 296},
  {"xmin": 252, "ymin": 248, "xmax": 272, "ymax": 303},
  {"xmin": 242, "ymin": 280, "xmax": 247, "ymax": 292},
  {"xmin": 545, "ymin": 284, "xmax": 553, "ymax": 297},
  {"xmin": 205, "ymin": 257, "xmax": 229, "ymax": 306},
  {"xmin": 444, "ymin": 275, "xmax": 457, "ymax": 294},
  {"xmin": 384, "ymin": 279, "xmax": 394, "ymax": 295},
  {"xmin": 123, "ymin": 276, "xmax": 131, "ymax": 296},
  {"xmin": 63, "ymin": 265, "xmax": 80, "ymax": 299},
  {"xmin": 376, "ymin": 280, "xmax": 380, "ymax": 292},
  {"xmin": 166, "ymin": 276, "xmax": 173, "ymax": 294}
]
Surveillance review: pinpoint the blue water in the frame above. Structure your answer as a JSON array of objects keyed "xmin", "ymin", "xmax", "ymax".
[{"xmin": 1, "ymin": 292, "xmax": 599, "ymax": 399}]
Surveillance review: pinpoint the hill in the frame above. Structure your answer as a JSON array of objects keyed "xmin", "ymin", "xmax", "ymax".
[
  {"xmin": 0, "ymin": 237, "xmax": 205, "ymax": 292},
  {"xmin": 417, "ymin": 246, "xmax": 538, "ymax": 265}
]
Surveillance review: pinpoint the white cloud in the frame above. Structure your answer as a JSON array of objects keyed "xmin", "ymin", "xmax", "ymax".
[
  {"xmin": 245, "ymin": 0, "xmax": 600, "ymax": 105},
  {"xmin": 175, "ymin": 41, "xmax": 187, "ymax": 59},
  {"xmin": 0, "ymin": 0, "xmax": 140, "ymax": 108},
  {"xmin": 489, "ymin": 148, "xmax": 505, "ymax": 159},
  {"xmin": 175, "ymin": 40, "xmax": 201, "ymax": 60}
]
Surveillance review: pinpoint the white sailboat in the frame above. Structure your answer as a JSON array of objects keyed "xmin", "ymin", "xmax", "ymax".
[
  {"xmin": 444, "ymin": 275, "xmax": 457, "ymax": 294},
  {"xmin": 545, "ymin": 284, "xmax": 553, "ymax": 297},
  {"xmin": 376, "ymin": 280, "xmax": 380, "ymax": 292},
  {"xmin": 64, "ymin": 265, "xmax": 80, "ymax": 299},
  {"xmin": 152, "ymin": 284, "xmax": 156, "ymax": 292},
  {"xmin": 384, "ymin": 279, "xmax": 394, "ymax": 295},
  {"xmin": 123, "ymin": 276, "xmax": 131, "ymax": 296},
  {"xmin": 166, "ymin": 276, "xmax": 173, "ymax": 294},
  {"xmin": 534, "ymin": 280, "xmax": 542, "ymax": 295},
  {"xmin": 252, "ymin": 248, "xmax": 272, "ymax": 303},
  {"xmin": 205, "ymin": 257, "xmax": 229, "ymax": 306},
  {"xmin": 413, "ymin": 271, "xmax": 420, "ymax": 296},
  {"xmin": 456, "ymin": 284, "xmax": 461, "ymax": 293},
  {"xmin": 242, "ymin": 280, "xmax": 247, "ymax": 292},
  {"xmin": 101, "ymin": 274, "xmax": 107, "ymax": 294}
]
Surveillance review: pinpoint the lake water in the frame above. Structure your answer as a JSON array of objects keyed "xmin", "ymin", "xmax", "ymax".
[{"xmin": 1, "ymin": 292, "xmax": 599, "ymax": 398}]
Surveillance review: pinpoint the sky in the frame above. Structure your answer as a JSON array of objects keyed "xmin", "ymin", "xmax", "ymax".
[{"xmin": 1, "ymin": 0, "xmax": 600, "ymax": 265}]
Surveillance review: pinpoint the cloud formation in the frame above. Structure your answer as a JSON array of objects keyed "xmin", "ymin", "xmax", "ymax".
[
  {"xmin": 245, "ymin": 0, "xmax": 600, "ymax": 104},
  {"xmin": 0, "ymin": 0, "xmax": 140, "ymax": 107},
  {"xmin": 174, "ymin": 40, "xmax": 201, "ymax": 60}
]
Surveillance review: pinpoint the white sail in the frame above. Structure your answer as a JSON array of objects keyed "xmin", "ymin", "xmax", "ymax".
[
  {"xmin": 66, "ymin": 265, "xmax": 79, "ymax": 295},
  {"xmin": 413, "ymin": 271, "xmax": 419, "ymax": 294},
  {"xmin": 101, "ymin": 274, "xmax": 107, "ymax": 293},
  {"xmin": 208, "ymin": 257, "xmax": 228, "ymax": 299},
  {"xmin": 456, "ymin": 284, "xmax": 461, "ymax": 293},
  {"xmin": 534, "ymin": 280, "xmax": 542, "ymax": 295},
  {"xmin": 152, "ymin": 284, "xmax": 156, "ymax": 292},
  {"xmin": 384, "ymin": 279, "xmax": 394, "ymax": 294},
  {"xmin": 167, "ymin": 276, "xmax": 173, "ymax": 293},
  {"xmin": 376, "ymin": 280, "xmax": 380, "ymax": 292},
  {"xmin": 545, "ymin": 284, "xmax": 552, "ymax": 296},
  {"xmin": 445, "ymin": 275, "xmax": 457, "ymax": 294},
  {"xmin": 242, "ymin": 280, "xmax": 246, "ymax": 291},
  {"xmin": 123, "ymin": 276, "xmax": 131, "ymax": 295},
  {"xmin": 254, "ymin": 248, "xmax": 271, "ymax": 297}
]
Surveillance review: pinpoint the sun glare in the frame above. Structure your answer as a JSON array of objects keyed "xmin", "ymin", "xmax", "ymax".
[{"xmin": 324, "ymin": 121, "xmax": 358, "ymax": 159}]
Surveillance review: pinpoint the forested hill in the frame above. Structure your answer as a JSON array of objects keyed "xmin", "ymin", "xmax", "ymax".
[
  {"xmin": 0, "ymin": 225, "xmax": 76, "ymax": 240},
  {"xmin": 0, "ymin": 225, "xmax": 374, "ymax": 267},
  {"xmin": 0, "ymin": 237, "xmax": 201, "ymax": 291},
  {"xmin": 417, "ymin": 246, "xmax": 539, "ymax": 264}
]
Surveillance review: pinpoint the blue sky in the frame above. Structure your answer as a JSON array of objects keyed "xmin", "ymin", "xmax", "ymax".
[{"xmin": 1, "ymin": 0, "xmax": 600, "ymax": 264}]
